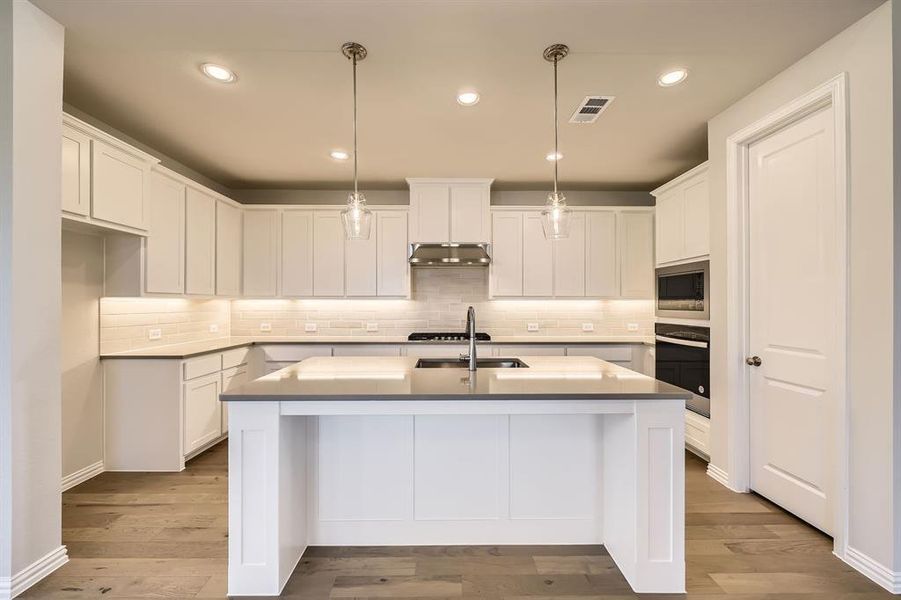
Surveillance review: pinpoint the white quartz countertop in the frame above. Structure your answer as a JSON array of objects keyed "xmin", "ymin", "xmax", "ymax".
[
  {"xmin": 99, "ymin": 335, "xmax": 655, "ymax": 359},
  {"xmin": 220, "ymin": 356, "xmax": 689, "ymax": 401}
]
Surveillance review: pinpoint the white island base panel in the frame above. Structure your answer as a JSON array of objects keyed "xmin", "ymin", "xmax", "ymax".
[{"xmin": 227, "ymin": 399, "xmax": 685, "ymax": 596}]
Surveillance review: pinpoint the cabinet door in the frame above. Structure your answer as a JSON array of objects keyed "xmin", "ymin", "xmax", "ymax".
[
  {"xmin": 410, "ymin": 184, "xmax": 450, "ymax": 243},
  {"xmin": 183, "ymin": 373, "xmax": 222, "ymax": 455},
  {"xmin": 61, "ymin": 125, "xmax": 91, "ymax": 216},
  {"xmin": 91, "ymin": 139, "xmax": 151, "ymax": 231},
  {"xmin": 654, "ymin": 190, "xmax": 683, "ymax": 265},
  {"xmin": 682, "ymin": 175, "xmax": 709, "ymax": 259},
  {"xmin": 145, "ymin": 171, "xmax": 185, "ymax": 294},
  {"xmin": 243, "ymin": 210, "xmax": 279, "ymax": 296},
  {"xmin": 220, "ymin": 367, "xmax": 248, "ymax": 434},
  {"xmin": 585, "ymin": 211, "xmax": 618, "ymax": 297},
  {"xmin": 377, "ymin": 211, "xmax": 409, "ymax": 297},
  {"xmin": 216, "ymin": 200, "xmax": 242, "ymax": 296},
  {"xmin": 620, "ymin": 211, "xmax": 655, "ymax": 298},
  {"xmin": 281, "ymin": 210, "xmax": 314, "ymax": 297},
  {"xmin": 185, "ymin": 187, "xmax": 216, "ymax": 295},
  {"xmin": 346, "ymin": 217, "xmax": 378, "ymax": 297},
  {"xmin": 313, "ymin": 211, "xmax": 345, "ymax": 296},
  {"xmin": 491, "ymin": 212, "xmax": 523, "ymax": 297},
  {"xmin": 522, "ymin": 213, "xmax": 554, "ymax": 297},
  {"xmin": 553, "ymin": 211, "xmax": 586, "ymax": 297},
  {"xmin": 450, "ymin": 185, "xmax": 490, "ymax": 243}
]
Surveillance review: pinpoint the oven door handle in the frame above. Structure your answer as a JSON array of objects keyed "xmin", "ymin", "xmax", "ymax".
[{"xmin": 655, "ymin": 334, "xmax": 709, "ymax": 349}]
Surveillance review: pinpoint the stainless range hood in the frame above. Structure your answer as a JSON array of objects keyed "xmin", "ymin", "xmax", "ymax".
[{"xmin": 408, "ymin": 243, "xmax": 491, "ymax": 267}]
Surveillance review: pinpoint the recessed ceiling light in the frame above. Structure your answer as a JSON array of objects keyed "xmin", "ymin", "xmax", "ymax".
[
  {"xmin": 201, "ymin": 63, "xmax": 237, "ymax": 83},
  {"xmin": 657, "ymin": 68, "xmax": 688, "ymax": 87},
  {"xmin": 457, "ymin": 91, "xmax": 480, "ymax": 106},
  {"xmin": 546, "ymin": 152, "xmax": 563, "ymax": 161},
  {"xmin": 330, "ymin": 150, "xmax": 350, "ymax": 160}
]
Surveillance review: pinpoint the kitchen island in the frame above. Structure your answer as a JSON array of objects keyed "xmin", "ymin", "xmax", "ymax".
[{"xmin": 221, "ymin": 356, "xmax": 689, "ymax": 596}]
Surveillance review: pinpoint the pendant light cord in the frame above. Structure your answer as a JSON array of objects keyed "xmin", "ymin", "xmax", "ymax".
[
  {"xmin": 352, "ymin": 53, "xmax": 358, "ymax": 198},
  {"xmin": 553, "ymin": 55, "xmax": 558, "ymax": 197}
]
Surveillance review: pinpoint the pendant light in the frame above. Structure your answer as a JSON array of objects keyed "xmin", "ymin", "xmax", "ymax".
[
  {"xmin": 340, "ymin": 42, "xmax": 373, "ymax": 240},
  {"xmin": 540, "ymin": 43, "xmax": 571, "ymax": 240}
]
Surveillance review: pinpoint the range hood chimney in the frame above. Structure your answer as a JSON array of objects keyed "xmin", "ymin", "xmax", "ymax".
[{"xmin": 408, "ymin": 243, "xmax": 491, "ymax": 267}]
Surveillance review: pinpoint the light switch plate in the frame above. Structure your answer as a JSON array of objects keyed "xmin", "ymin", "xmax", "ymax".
[
  {"xmin": 366, "ymin": 322, "xmax": 379, "ymax": 332},
  {"xmin": 527, "ymin": 322, "xmax": 540, "ymax": 332},
  {"xmin": 209, "ymin": 323, "xmax": 219, "ymax": 333},
  {"xmin": 148, "ymin": 328, "xmax": 162, "ymax": 340},
  {"xmin": 581, "ymin": 323, "xmax": 595, "ymax": 332},
  {"xmin": 627, "ymin": 323, "xmax": 639, "ymax": 332},
  {"xmin": 260, "ymin": 322, "xmax": 272, "ymax": 332},
  {"xmin": 305, "ymin": 323, "xmax": 318, "ymax": 333}
]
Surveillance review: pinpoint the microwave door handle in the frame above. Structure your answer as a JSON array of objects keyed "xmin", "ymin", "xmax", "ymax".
[{"xmin": 655, "ymin": 334, "xmax": 709, "ymax": 349}]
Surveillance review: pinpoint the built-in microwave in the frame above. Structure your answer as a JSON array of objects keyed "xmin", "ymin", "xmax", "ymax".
[{"xmin": 656, "ymin": 260, "xmax": 709, "ymax": 321}]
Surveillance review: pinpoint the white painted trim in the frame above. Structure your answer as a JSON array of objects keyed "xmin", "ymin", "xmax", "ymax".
[
  {"xmin": 705, "ymin": 463, "xmax": 742, "ymax": 492},
  {"xmin": 841, "ymin": 547, "xmax": 901, "ymax": 594},
  {"xmin": 650, "ymin": 161, "xmax": 709, "ymax": 197},
  {"xmin": 405, "ymin": 177, "xmax": 495, "ymax": 186},
  {"xmin": 0, "ymin": 545, "xmax": 68, "ymax": 599},
  {"xmin": 724, "ymin": 73, "xmax": 849, "ymax": 555},
  {"xmin": 63, "ymin": 112, "xmax": 159, "ymax": 164},
  {"xmin": 489, "ymin": 205, "xmax": 654, "ymax": 213},
  {"xmin": 61, "ymin": 460, "xmax": 104, "ymax": 492}
]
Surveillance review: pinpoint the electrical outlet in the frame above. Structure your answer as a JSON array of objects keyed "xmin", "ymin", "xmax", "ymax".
[
  {"xmin": 627, "ymin": 323, "xmax": 639, "ymax": 332},
  {"xmin": 260, "ymin": 322, "xmax": 272, "ymax": 332},
  {"xmin": 581, "ymin": 323, "xmax": 595, "ymax": 332},
  {"xmin": 148, "ymin": 328, "xmax": 162, "ymax": 340},
  {"xmin": 527, "ymin": 322, "xmax": 540, "ymax": 332},
  {"xmin": 209, "ymin": 323, "xmax": 219, "ymax": 333},
  {"xmin": 366, "ymin": 322, "xmax": 379, "ymax": 332},
  {"xmin": 304, "ymin": 323, "xmax": 318, "ymax": 333}
]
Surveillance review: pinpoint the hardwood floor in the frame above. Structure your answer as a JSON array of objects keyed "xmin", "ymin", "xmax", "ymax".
[{"xmin": 24, "ymin": 442, "xmax": 892, "ymax": 598}]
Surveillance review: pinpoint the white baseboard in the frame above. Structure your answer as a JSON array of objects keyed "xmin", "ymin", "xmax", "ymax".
[
  {"xmin": 841, "ymin": 546, "xmax": 901, "ymax": 593},
  {"xmin": 61, "ymin": 460, "xmax": 104, "ymax": 492},
  {"xmin": 706, "ymin": 462, "xmax": 743, "ymax": 492},
  {"xmin": 0, "ymin": 545, "xmax": 68, "ymax": 599}
]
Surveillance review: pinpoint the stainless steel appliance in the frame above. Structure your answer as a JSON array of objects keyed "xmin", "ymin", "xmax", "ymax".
[
  {"xmin": 407, "ymin": 332, "xmax": 491, "ymax": 342},
  {"xmin": 654, "ymin": 322, "xmax": 710, "ymax": 417},
  {"xmin": 656, "ymin": 260, "xmax": 709, "ymax": 320},
  {"xmin": 408, "ymin": 243, "xmax": 491, "ymax": 267}
]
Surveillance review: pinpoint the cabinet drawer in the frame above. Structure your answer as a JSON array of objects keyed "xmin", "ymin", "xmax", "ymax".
[
  {"xmin": 183, "ymin": 354, "xmax": 222, "ymax": 381},
  {"xmin": 492, "ymin": 345, "xmax": 565, "ymax": 357},
  {"xmin": 565, "ymin": 344, "xmax": 634, "ymax": 362},
  {"xmin": 221, "ymin": 347, "xmax": 250, "ymax": 369},
  {"xmin": 259, "ymin": 344, "xmax": 332, "ymax": 362}
]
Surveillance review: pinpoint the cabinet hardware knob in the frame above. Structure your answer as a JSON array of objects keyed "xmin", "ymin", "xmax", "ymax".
[{"xmin": 746, "ymin": 356, "xmax": 762, "ymax": 367}]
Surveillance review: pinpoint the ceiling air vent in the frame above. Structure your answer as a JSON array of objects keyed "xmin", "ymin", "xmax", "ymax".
[{"xmin": 569, "ymin": 96, "xmax": 615, "ymax": 124}]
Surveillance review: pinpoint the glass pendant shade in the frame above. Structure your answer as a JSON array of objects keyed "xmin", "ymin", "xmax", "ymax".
[
  {"xmin": 540, "ymin": 191, "xmax": 571, "ymax": 240},
  {"xmin": 341, "ymin": 192, "xmax": 373, "ymax": 240}
]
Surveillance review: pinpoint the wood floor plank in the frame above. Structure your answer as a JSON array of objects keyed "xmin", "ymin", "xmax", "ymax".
[{"xmin": 331, "ymin": 575, "xmax": 463, "ymax": 598}]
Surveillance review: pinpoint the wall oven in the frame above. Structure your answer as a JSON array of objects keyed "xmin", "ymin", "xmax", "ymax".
[
  {"xmin": 656, "ymin": 260, "xmax": 709, "ymax": 321},
  {"xmin": 655, "ymin": 323, "xmax": 710, "ymax": 418}
]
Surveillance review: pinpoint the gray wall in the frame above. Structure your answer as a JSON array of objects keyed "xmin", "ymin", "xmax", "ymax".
[{"xmin": 233, "ymin": 188, "xmax": 654, "ymax": 206}]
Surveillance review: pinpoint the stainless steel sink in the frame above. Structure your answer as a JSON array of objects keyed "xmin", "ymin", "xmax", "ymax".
[{"xmin": 415, "ymin": 358, "xmax": 529, "ymax": 369}]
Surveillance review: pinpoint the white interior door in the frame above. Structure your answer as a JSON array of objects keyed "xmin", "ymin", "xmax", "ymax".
[{"xmin": 748, "ymin": 105, "xmax": 837, "ymax": 535}]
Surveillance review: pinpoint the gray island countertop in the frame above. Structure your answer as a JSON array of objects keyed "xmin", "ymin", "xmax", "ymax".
[{"xmin": 220, "ymin": 356, "xmax": 690, "ymax": 402}]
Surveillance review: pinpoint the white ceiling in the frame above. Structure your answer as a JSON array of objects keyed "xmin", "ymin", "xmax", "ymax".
[{"xmin": 35, "ymin": 0, "xmax": 881, "ymax": 191}]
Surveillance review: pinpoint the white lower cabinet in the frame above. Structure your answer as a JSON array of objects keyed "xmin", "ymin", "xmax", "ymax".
[
  {"xmin": 565, "ymin": 344, "xmax": 638, "ymax": 371},
  {"xmin": 405, "ymin": 344, "xmax": 468, "ymax": 358},
  {"xmin": 685, "ymin": 410, "xmax": 710, "ymax": 458},
  {"xmin": 220, "ymin": 365, "xmax": 248, "ymax": 434},
  {"xmin": 332, "ymin": 344, "xmax": 403, "ymax": 357},
  {"xmin": 184, "ymin": 373, "xmax": 221, "ymax": 455},
  {"xmin": 492, "ymin": 345, "xmax": 565, "ymax": 357}
]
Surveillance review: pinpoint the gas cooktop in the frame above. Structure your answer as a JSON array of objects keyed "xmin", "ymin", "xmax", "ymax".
[{"xmin": 407, "ymin": 332, "xmax": 491, "ymax": 342}]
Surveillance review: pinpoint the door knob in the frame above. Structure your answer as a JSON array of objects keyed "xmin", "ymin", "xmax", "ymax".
[{"xmin": 746, "ymin": 356, "xmax": 762, "ymax": 367}]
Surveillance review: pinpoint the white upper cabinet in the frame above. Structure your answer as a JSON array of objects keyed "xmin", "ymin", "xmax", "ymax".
[
  {"xmin": 408, "ymin": 178, "xmax": 492, "ymax": 244},
  {"xmin": 522, "ymin": 213, "xmax": 554, "ymax": 297},
  {"xmin": 144, "ymin": 170, "xmax": 185, "ymax": 294},
  {"xmin": 376, "ymin": 211, "xmax": 409, "ymax": 297},
  {"xmin": 652, "ymin": 161, "xmax": 709, "ymax": 266},
  {"xmin": 61, "ymin": 125, "xmax": 91, "ymax": 217},
  {"xmin": 281, "ymin": 210, "xmax": 314, "ymax": 297},
  {"xmin": 490, "ymin": 212, "xmax": 523, "ymax": 297},
  {"xmin": 215, "ymin": 200, "xmax": 242, "ymax": 296},
  {"xmin": 313, "ymin": 211, "xmax": 345, "ymax": 297},
  {"xmin": 243, "ymin": 209, "xmax": 280, "ymax": 297},
  {"xmin": 345, "ymin": 221, "xmax": 378, "ymax": 297},
  {"xmin": 184, "ymin": 187, "xmax": 217, "ymax": 296},
  {"xmin": 553, "ymin": 211, "xmax": 586, "ymax": 297},
  {"xmin": 91, "ymin": 139, "xmax": 152, "ymax": 232},
  {"xmin": 585, "ymin": 211, "xmax": 618, "ymax": 298},
  {"xmin": 619, "ymin": 211, "xmax": 655, "ymax": 298},
  {"xmin": 490, "ymin": 207, "xmax": 654, "ymax": 299}
]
